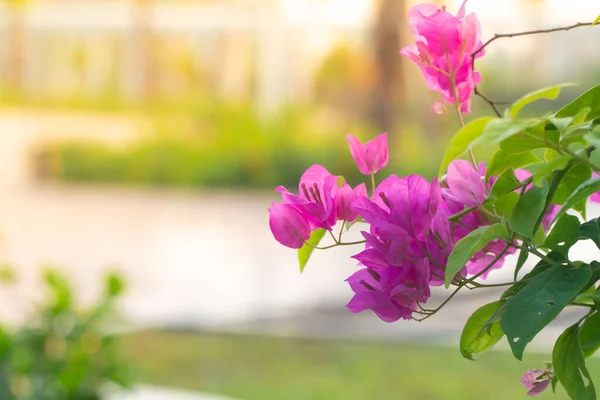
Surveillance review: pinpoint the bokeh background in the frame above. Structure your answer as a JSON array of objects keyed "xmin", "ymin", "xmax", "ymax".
[{"xmin": 0, "ymin": 0, "xmax": 599, "ymax": 399}]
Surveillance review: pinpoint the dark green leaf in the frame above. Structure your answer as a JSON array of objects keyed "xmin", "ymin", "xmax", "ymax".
[
  {"xmin": 298, "ymin": 228, "xmax": 327, "ymax": 272},
  {"xmin": 509, "ymin": 84, "xmax": 574, "ymax": 119},
  {"xmin": 553, "ymin": 324, "xmax": 596, "ymax": 400},
  {"xmin": 460, "ymin": 301, "xmax": 505, "ymax": 360},
  {"xmin": 444, "ymin": 223, "xmax": 510, "ymax": 288},
  {"xmin": 556, "ymin": 84, "xmax": 600, "ymax": 122},
  {"xmin": 501, "ymin": 264, "xmax": 591, "ymax": 360},
  {"xmin": 551, "ymin": 177, "xmax": 600, "ymax": 224},
  {"xmin": 580, "ymin": 218, "xmax": 600, "ymax": 250},
  {"xmin": 509, "ymin": 181, "xmax": 549, "ymax": 239},
  {"xmin": 513, "ymin": 246, "xmax": 529, "ymax": 281},
  {"xmin": 580, "ymin": 313, "xmax": 600, "ymax": 358},
  {"xmin": 438, "ymin": 117, "xmax": 494, "ymax": 177},
  {"xmin": 552, "ymin": 164, "xmax": 592, "ymax": 216},
  {"xmin": 542, "ymin": 214, "xmax": 580, "ymax": 254},
  {"xmin": 485, "ymin": 150, "xmax": 540, "ymax": 180}
]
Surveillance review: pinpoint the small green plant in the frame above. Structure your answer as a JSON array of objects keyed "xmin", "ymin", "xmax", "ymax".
[{"xmin": 0, "ymin": 268, "xmax": 134, "ymax": 400}]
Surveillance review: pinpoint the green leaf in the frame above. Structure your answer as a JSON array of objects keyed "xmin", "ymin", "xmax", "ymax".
[
  {"xmin": 106, "ymin": 272, "xmax": 125, "ymax": 297},
  {"xmin": 485, "ymin": 150, "xmax": 541, "ymax": 180},
  {"xmin": 298, "ymin": 228, "xmax": 327, "ymax": 272},
  {"xmin": 509, "ymin": 84, "xmax": 574, "ymax": 119},
  {"xmin": 594, "ymin": 15, "xmax": 600, "ymax": 26},
  {"xmin": 552, "ymin": 163, "xmax": 592, "ymax": 215},
  {"xmin": 501, "ymin": 264, "xmax": 591, "ymax": 360},
  {"xmin": 500, "ymin": 134, "xmax": 546, "ymax": 154},
  {"xmin": 551, "ymin": 177, "xmax": 600, "ymax": 224},
  {"xmin": 556, "ymin": 84, "xmax": 600, "ymax": 121},
  {"xmin": 490, "ymin": 168, "xmax": 520, "ymax": 197},
  {"xmin": 581, "ymin": 313, "xmax": 600, "ymax": 358},
  {"xmin": 553, "ymin": 324, "xmax": 596, "ymax": 400},
  {"xmin": 580, "ymin": 218, "xmax": 600, "ymax": 250},
  {"xmin": 542, "ymin": 214, "xmax": 580, "ymax": 253},
  {"xmin": 475, "ymin": 118, "xmax": 544, "ymax": 148},
  {"xmin": 485, "ymin": 192, "xmax": 519, "ymax": 218},
  {"xmin": 528, "ymin": 156, "xmax": 570, "ymax": 187},
  {"xmin": 460, "ymin": 301, "xmax": 505, "ymax": 360},
  {"xmin": 502, "ymin": 252, "xmax": 567, "ymax": 300},
  {"xmin": 513, "ymin": 246, "xmax": 529, "ymax": 281},
  {"xmin": 509, "ymin": 181, "xmax": 549, "ymax": 239},
  {"xmin": 438, "ymin": 117, "xmax": 494, "ymax": 177},
  {"xmin": 444, "ymin": 223, "xmax": 510, "ymax": 288}
]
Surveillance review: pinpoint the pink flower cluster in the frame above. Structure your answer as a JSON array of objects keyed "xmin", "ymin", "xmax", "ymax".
[
  {"xmin": 521, "ymin": 369, "xmax": 553, "ymax": 396},
  {"xmin": 401, "ymin": 0, "xmax": 483, "ymax": 113},
  {"xmin": 346, "ymin": 159, "xmax": 520, "ymax": 322},
  {"xmin": 268, "ymin": 134, "xmax": 387, "ymax": 249}
]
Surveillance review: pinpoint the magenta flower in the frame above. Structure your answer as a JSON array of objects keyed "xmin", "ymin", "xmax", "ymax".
[
  {"xmin": 346, "ymin": 133, "xmax": 389, "ymax": 175},
  {"xmin": 275, "ymin": 164, "xmax": 339, "ymax": 231},
  {"xmin": 346, "ymin": 259, "xmax": 431, "ymax": 322},
  {"xmin": 335, "ymin": 183, "xmax": 367, "ymax": 223},
  {"xmin": 521, "ymin": 369, "xmax": 553, "ymax": 396},
  {"xmin": 442, "ymin": 160, "xmax": 487, "ymax": 207},
  {"xmin": 400, "ymin": 0, "xmax": 483, "ymax": 113},
  {"xmin": 268, "ymin": 202, "xmax": 311, "ymax": 249}
]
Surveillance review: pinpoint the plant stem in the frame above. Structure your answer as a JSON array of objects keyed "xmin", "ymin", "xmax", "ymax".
[{"xmin": 371, "ymin": 174, "xmax": 376, "ymax": 197}]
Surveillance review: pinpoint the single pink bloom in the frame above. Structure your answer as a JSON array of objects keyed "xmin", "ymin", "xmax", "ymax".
[
  {"xmin": 268, "ymin": 202, "xmax": 311, "ymax": 249},
  {"xmin": 521, "ymin": 369, "xmax": 552, "ymax": 396},
  {"xmin": 400, "ymin": 0, "xmax": 484, "ymax": 113},
  {"xmin": 334, "ymin": 183, "xmax": 367, "ymax": 223},
  {"xmin": 442, "ymin": 160, "xmax": 487, "ymax": 207},
  {"xmin": 346, "ymin": 133, "xmax": 389, "ymax": 175}
]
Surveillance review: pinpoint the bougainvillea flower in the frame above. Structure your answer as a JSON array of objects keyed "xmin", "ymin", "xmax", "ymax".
[
  {"xmin": 268, "ymin": 202, "xmax": 311, "ymax": 249},
  {"xmin": 275, "ymin": 164, "xmax": 339, "ymax": 231},
  {"xmin": 346, "ymin": 133, "xmax": 389, "ymax": 175},
  {"xmin": 520, "ymin": 369, "xmax": 553, "ymax": 396},
  {"xmin": 346, "ymin": 259, "xmax": 431, "ymax": 323},
  {"xmin": 590, "ymin": 172, "xmax": 600, "ymax": 203},
  {"xmin": 400, "ymin": 0, "xmax": 484, "ymax": 113},
  {"xmin": 442, "ymin": 160, "xmax": 487, "ymax": 206},
  {"xmin": 334, "ymin": 183, "xmax": 367, "ymax": 223}
]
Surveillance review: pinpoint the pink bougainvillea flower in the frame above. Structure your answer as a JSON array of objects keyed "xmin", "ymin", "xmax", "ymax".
[
  {"xmin": 268, "ymin": 202, "xmax": 311, "ymax": 249},
  {"xmin": 334, "ymin": 183, "xmax": 367, "ymax": 223},
  {"xmin": 442, "ymin": 160, "xmax": 487, "ymax": 206},
  {"xmin": 346, "ymin": 133, "xmax": 389, "ymax": 175},
  {"xmin": 400, "ymin": 0, "xmax": 484, "ymax": 113},
  {"xmin": 520, "ymin": 369, "xmax": 553, "ymax": 396},
  {"xmin": 275, "ymin": 164, "xmax": 339, "ymax": 231},
  {"xmin": 346, "ymin": 259, "xmax": 431, "ymax": 323}
]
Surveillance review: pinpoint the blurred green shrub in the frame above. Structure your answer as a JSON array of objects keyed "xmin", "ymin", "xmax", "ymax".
[
  {"xmin": 34, "ymin": 105, "xmax": 399, "ymax": 189},
  {"xmin": 0, "ymin": 269, "xmax": 133, "ymax": 400}
]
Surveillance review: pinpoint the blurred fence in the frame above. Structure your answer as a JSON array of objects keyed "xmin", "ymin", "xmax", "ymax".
[{"xmin": 0, "ymin": 0, "xmax": 372, "ymax": 114}]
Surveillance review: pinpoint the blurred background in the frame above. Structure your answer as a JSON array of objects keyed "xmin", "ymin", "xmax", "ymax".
[{"xmin": 0, "ymin": 0, "xmax": 598, "ymax": 399}]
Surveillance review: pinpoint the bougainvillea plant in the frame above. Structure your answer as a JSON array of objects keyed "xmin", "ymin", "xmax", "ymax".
[{"xmin": 269, "ymin": 2, "xmax": 600, "ymax": 399}]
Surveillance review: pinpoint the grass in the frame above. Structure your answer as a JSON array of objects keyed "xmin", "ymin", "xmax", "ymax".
[{"xmin": 120, "ymin": 330, "xmax": 599, "ymax": 400}]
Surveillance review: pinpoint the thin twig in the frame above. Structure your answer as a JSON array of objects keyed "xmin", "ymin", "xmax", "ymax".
[{"xmin": 471, "ymin": 21, "xmax": 597, "ymax": 115}]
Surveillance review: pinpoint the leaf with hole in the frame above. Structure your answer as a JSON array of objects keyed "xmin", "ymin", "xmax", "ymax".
[
  {"xmin": 542, "ymin": 214, "xmax": 580, "ymax": 254},
  {"xmin": 500, "ymin": 264, "xmax": 591, "ymax": 360}
]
